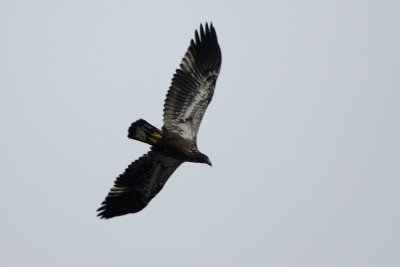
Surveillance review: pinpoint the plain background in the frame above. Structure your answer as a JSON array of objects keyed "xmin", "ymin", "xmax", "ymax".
[{"xmin": 1, "ymin": 0, "xmax": 399, "ymax": 266}]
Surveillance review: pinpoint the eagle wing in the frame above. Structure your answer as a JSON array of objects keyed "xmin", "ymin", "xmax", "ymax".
[
  {"xmin": 97, "ymin": 150, "xmax": 183, "ymax": 219},
  {"xmin": 163, "ymin": 23, "xmax": 222, "ymax": 141}
]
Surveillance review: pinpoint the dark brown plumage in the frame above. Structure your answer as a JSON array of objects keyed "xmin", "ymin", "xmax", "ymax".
[{"xmin": 97, "ymin": 23, "xmax": 221, "ymax": 219}]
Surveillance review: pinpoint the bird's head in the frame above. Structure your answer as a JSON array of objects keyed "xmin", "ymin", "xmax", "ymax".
[{"xmin": 197, "ymin": 152, "xmax": 212, "ymax": 166}]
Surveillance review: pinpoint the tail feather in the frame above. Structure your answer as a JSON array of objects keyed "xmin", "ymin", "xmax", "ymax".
[{"xmin": 128, "ymin": 119, "xmax": 162, "ymax": 145}]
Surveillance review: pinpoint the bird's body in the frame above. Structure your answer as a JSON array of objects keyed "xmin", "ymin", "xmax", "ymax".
[
  {"xmin": 97, "ymin": 23, "xmax": 221, "ymax": 219},
  {"xmin": 153, "ymin": 131, "xmax": 204, "ymax": 162}
]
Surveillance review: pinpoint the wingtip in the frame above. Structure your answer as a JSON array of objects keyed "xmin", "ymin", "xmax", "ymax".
[
  {"xmin": 96, "ymin": 206, "xmax": 108, "ymax": 219},
  {"xmin": 205, "ymin": 22, "xmax": 212, "ymax": 32},
  {"xmin": 97, "ymin": 209, "xmax": 116, "ymax": 220},
  {"xmin": 200, "ymin": 22, "xmax": 215, "ymax": 33},
  {"xmin": 97, "ymin": 214, "xmax": 107, "ymax": 220},
  {"xmin": 193, "ymin": 22, "xmax": 218, "ymax": 45}
]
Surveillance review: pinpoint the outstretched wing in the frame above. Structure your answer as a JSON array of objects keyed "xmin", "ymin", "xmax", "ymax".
[
  {"xmin": 97, "ymin": 150, "xmax": 183, "ymax": 219},
  {"xmin": 163, "ymin": 23, "xmax": 222, "ymax": 141}
]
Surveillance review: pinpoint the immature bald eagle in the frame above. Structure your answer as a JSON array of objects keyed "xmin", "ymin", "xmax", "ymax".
[{"xmin": 97, "ymin": 23, "xmax": 222, "ymax": 219}]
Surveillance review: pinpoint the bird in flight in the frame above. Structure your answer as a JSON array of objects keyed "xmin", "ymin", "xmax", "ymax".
[{"xmin": 97, "ymin": 23, "xmax": 222, "ymax": 219}]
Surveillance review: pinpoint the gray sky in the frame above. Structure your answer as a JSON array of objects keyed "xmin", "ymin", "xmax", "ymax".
[{"xmin": 1, "ymin": 0, "xmax": 399, "ymax": 266}]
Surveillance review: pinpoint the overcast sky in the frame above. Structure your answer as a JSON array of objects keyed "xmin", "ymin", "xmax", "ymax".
[{"xmin": 1, "ymin": 1, "xmax": 399, "ymax": 266}]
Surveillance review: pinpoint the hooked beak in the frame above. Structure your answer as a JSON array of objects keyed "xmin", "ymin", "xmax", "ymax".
[{"xmin": 206, "ymin": 159, "xmax": 212, "ymax": 166}]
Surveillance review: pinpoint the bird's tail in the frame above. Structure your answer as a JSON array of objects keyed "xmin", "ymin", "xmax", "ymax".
[{"xmin": 128, "ymin": 119, "xmax": 162, "ymax": 145}]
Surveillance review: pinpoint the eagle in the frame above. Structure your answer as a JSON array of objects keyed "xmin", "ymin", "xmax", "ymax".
[{"xmin": 97, "ymin": 23, "xmax": 222, "ymax": 219}]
